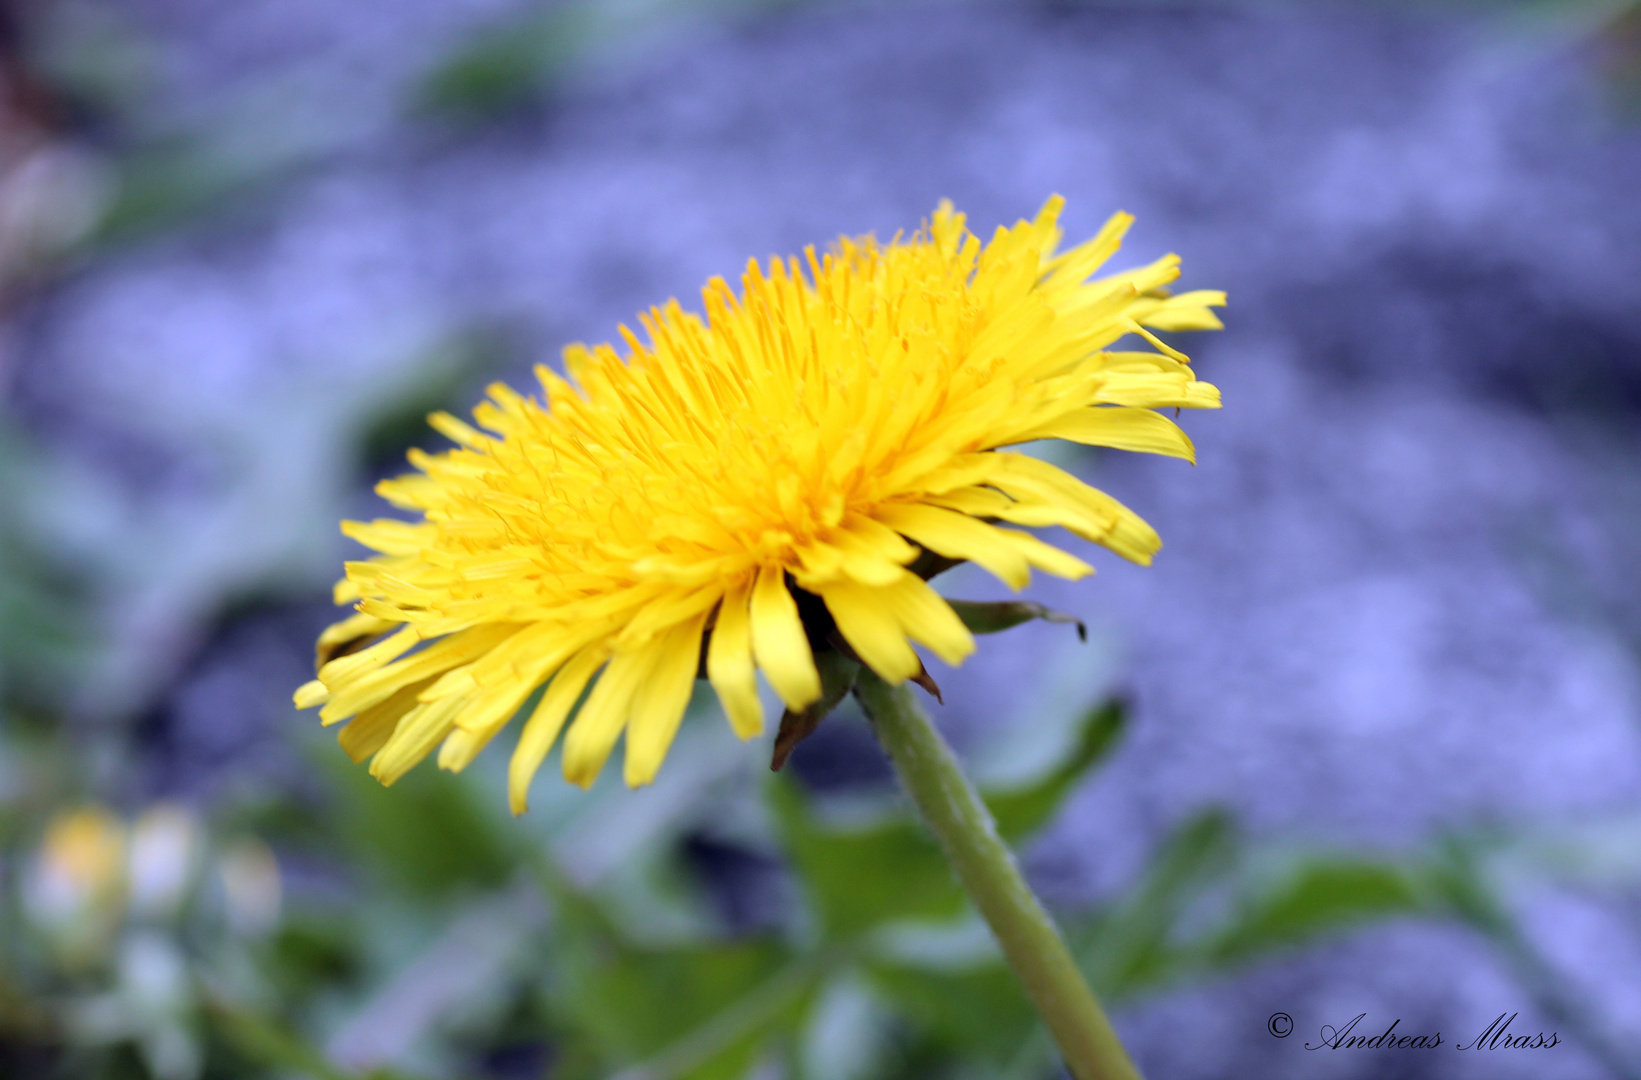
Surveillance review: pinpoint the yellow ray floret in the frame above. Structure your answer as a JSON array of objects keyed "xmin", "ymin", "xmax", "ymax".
[{"xmin": 294, "ymin": 196, "xmax": 1224, "ymax": 811}]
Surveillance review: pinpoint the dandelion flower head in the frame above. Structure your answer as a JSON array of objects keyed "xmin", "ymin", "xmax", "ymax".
[{"xmin": 294, "ymin": 197, "xmax": 1224, "ymax": 811}]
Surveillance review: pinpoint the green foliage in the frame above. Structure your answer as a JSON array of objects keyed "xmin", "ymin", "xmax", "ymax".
[
  {"xmin": 90, "ymin": 138, "xmax": 276, "ymax": 246},
  {"xmin": 1204, "ymin": 856, "xmax": 1433, "ymax": 967},
  {"xmin": 318, "ymin": 739, "xmax": 517, "ymax": 900},
  {"xmin": 411, "ymin": 0, "xmax": 833, "ymax": 125},
  {"xmin": 1078, "ymin": 809, "xmax": 1239, "ymax": 997},
  {"xmin": 552, "ymin": 939, "xmax": 801, "ymax": 1079},
  {"xmin": 203, "ymin": 998, "xmax": 356, "ymax": 1080},
  {"xmin": 5, "ymin": 542, "xmax": 1633, "ymax": 1080},
  {"xmin": 983, "ymin": 700, "xmax": 1124, "ymax": 843},
  {"xmin": 354, "ymin": 331, "xmax": 514, "ymax": 477},
  {"xmin": 0, "ymin": 426, "xmax": 94, "ymax": 712},
  {"xmin": 414, "ymin": 7, "xmax": 594, "ymax": 121},
  {"xmin": 771, "ymin": 700, "xmax": 1126, "ymax": 943},
  {"xmin": 862, "ymin": 961, "xmax": 1037, "ymax": 1065},
  {"xmin": 770, "ymin": 779, "xmax": 965, "ymax": 938},
  {"xmin": 4, "ymin": 682, "xmax": 1586, "ymax": 1080},
  {"xmin": 266, "ymin": 916, "xmax": 365, "ymax": 999}
]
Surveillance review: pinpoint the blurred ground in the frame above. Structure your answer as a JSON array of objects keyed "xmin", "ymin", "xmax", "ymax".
[{"xmin": 5, "ymin": 1, "xmax": 1641, "ymax": 1078}]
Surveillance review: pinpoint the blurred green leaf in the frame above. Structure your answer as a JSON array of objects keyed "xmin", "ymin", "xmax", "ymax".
[
  {"xmin": 1484, "ymin": 810, "xmax": 1641, "ymax": 892},
  {"xmin": 412, "ymin": 0, "xmax": 828, "ymax": 125},
  {"xmin": 981, "ymin": 699, "xmax": 1125, "ymax": 844},
  {"xmin": 203, "ymin": 995, "xmax": 354, "ymax": 1080},
  {"xmin": 354, "ymin": 328, "xmax": 514, "ymax": 476},
  {"xmin": 555, "ymin": 939, "xmax": 798, "ymax": 1079},
  {"xmin": 864, "ymin": 959, "xmax": 1036, "ymax": 1066},
  {"xmin": 1424, "ymin": 832, "xmax": 1641, "ymax": 1080},
  {"xmin": 769, "ymin": 779, "xmax": 964, "ymax": 940},
  {"xmin": 90, "ymin": 139, "xmax": 249, "ymax": 244},
  {"xmin": 0, "ymin": 427, "xmax": 94, "ymax": 713},
  {"xmin": 798, "ymin": 973, "xmax": 893, "ymax": 1080},
  {"xmin": 414, "ymin": 6, "xmax": 595, "ymax": 121},
  {"xmin": 1596, "ymin": 1, "xmax": 1641, "ymax": 114},
  {"xmin": 86, "ymin": 124, "xmax": 320, "ymax": 247},
  {"xmin": 1080, "ymin": 808, "xmax": 1238, "ymax": 997},
  {"xmin": 320, "ymin": 751, "xmax": 515, "ymax": 899},
  {"xmin": 267, "ymin": 916, "xmax": 366, "ymax": 1001},
  {"xmin": 1203, "ymin": 853, "xmax": 1434, "ymax": 968},
  {"xmin": 1422, "ymin": 831, "xmax": 1517, "ymax": 934}
]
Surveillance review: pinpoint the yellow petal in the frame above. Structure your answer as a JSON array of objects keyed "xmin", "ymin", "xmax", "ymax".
[
  {"xmin": 1092, "ymin": 371, "xmax": 1221, "ymax": 410},
  {"xmin": 434, "ymin": 728, "xmax": 485, "ymax": 773},
  {"xmin": 917, "ymin": 489, "xmax": 1095, "ymax": 581},
  {"xmin": 831, "ymin": 514, "xmax": 919, "ymax": 587},
  {"xmin": 876, "ymin": 503, "xmax": 1033, "ymax": 591},
  {"xmin": 750, "ymin": 563, "xmax": 821, "ymax": 711},
  {"xmin": 466, "ymin": 621, "xmax": 596, "ymax": 693},
  {"xmin": 791, "ymin": 540, "xmax": 847, "ymax": 586},
  {"xmin": 977, "ymin": 454, "xmax": 1161, "ymax": 565},
  {"xmin": 616, "ymin": 583, "xmax": 721, "ymax": 645},
  {"xmin": 996, "ymin": 529, "xmax": 1094, "ymax": 581},
  {"xmin": 1041, "ymin": 209, "xmax": 1132, "ymax": 291},
  {"xmin": 878, "ymin": 573, "xmax": 975, "ymax": 667},
  {"xmin": 923, "ymin": 486, "xmax": 1015, "ymax": 517},
  {"xmin": 315, "ymin": 610, "xmax": 397, "ymax": 668},
  {"xmin": 427, "ymin": 411, "xmax": 491, "ymax": 448},
  {"xmin": 294, "ymin": 680, "xmax": 329, "ymax": 710},
  {"xmin": 508, "ymin": 648, "xmax": 604, "ymax": 814},
  {"xmin": 422, "ymin": 622, "xmax": 562, "ymax": 702},
  {"xmin": 1010, "ymin": 406, "xmax": 1196, "ymax": 463},
  {"xmin": 623, "ymin": 610, "xmax": 710, "ymax": 786},
  {"xmin": 434, "ymin": 635, "xmax": 581, "ymax": 772},
  {"xmin": 1133, "ymin": 289, "xmax": 1226, "ymax": 332},
  {"xmin": 820, "ymin": 578, "xmax": 921, "ymax": 684},
  {"xmin": 340, "ymin": 518, "xmax": 434, "ymax": 556},
  {"xmin": 320, "ymin": 624, "xmax": 515, "ymax": 723},
  {"xmin": 337, "ymin": 676, "xmax": 434, "ymax": 762},
  {"xmin": 707, "ymin": 579, "xmax": 764, "ymax": 739},
  {"xmin": 561, "ymin": 647, "xmax": 653, "ymax": 789},
  {"xmin": 369, "ymin": 693, "xmax": 466, "ymax": 786}
]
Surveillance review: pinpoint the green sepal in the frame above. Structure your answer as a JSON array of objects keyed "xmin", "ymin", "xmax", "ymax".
[
  {"xmin": 772, "ymin": 650, "xmax": 861, "ymax": 770},
  {"xmin": 946, "ymin": 600, "xmax": 1087, "ymax": 641}
]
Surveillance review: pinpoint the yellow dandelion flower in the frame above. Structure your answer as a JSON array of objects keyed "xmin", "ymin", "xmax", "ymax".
[{"xmin": 294, "ymin": 196, "xmax": 1223, "ymax": 811}]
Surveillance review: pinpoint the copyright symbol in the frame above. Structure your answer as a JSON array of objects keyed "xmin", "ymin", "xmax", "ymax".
[{"xmin": 1268, "ymin": 1012, "xmax": 1293, "ymax": 1038}]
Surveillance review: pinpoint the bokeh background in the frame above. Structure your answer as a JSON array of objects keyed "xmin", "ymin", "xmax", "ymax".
[{"xmin": 4, "ymin": 1, "xmax": 1641, "ymax": 1078}]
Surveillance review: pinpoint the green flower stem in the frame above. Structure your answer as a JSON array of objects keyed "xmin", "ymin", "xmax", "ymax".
[{"xmin": 855, "ymin": 669, "xmax": 1143, "ymax": 1080}]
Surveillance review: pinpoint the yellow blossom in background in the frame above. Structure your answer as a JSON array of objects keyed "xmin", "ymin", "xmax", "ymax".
[
  {"xmin": 295, "ymin": 196, "xmax": 1224, "ymax": 810},
  {"xmin": 24, "ymin": 807, "xmax": 128, "ymax": 964}
]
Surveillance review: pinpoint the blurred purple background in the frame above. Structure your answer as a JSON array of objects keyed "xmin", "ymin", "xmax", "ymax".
[{"xmin": 4, "ymin": 2, "xmax": 1641, "ymax": 1077}]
